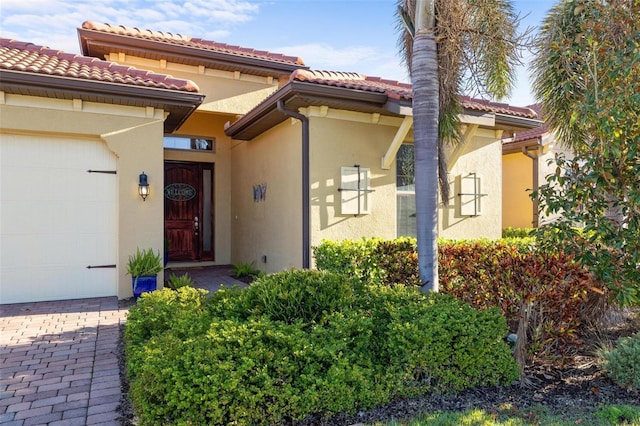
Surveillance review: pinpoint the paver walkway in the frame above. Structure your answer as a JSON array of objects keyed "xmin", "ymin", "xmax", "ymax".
[{"xmin": 0, "ymin": 297, "xmax": 128, "ymax": 425}]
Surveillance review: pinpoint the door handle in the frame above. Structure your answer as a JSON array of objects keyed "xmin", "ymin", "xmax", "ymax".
[{"xmin": 194, "ymin": 216, "xmax": 199, "ymax": 231}]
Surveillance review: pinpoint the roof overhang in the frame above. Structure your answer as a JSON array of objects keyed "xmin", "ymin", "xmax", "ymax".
[
  {"xmin": 225, "ymin": 80, "xmax": 542, "ymax": 141},
  {"xmin": 225, "ymin": 80, "xmax": 409, "ymax": 140},
  {"xmin": 495, "ymin": 113, "xmax": 542, "ymax": 131},
  {"xmin": 0, "ymin": 69, "xmax": 205, "ymax": 132},
  {"xmin": 78, "ymin": 27, "xmax": 307, "ymax": 79}
]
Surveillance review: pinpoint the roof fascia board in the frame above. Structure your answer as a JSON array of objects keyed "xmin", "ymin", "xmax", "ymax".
[
  {"xmin": 459, "ymin": 111, "xmax": 495, "ymax": 127},
  {"xmin": 224, "ymin": 81, "xmax": 390, "ymax": 139},
  {"xmin": 0, "ymin": 70, "xmax": 205, "ymax": 107},
  {"xmin": 495, "ymin": 113, "xmax": 542, "ymax": 129},
  {"xmin": 79, "ymin": 29, "xmax": 306, "ymax": 76},
  {"xmin": 384, "ymin": 99, "xmax": 413, "ymax": 116},
  {"xmin": 290, "ymin": 81, "xmax": 388, "ymax": 104}
]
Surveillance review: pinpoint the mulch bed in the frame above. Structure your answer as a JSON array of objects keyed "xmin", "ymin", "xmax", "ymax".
[{"xmin": 117, "ymin": 301, "xmax": 639, "ymax": 425}]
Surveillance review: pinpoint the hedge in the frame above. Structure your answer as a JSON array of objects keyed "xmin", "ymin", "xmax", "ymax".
[
  {"xmin": 314, "ymin": 237, "xmax": 607, "ymax": 357},
  {"xmin": 125, "ymin": 271, "xmax": 518, "ymax": 425}
]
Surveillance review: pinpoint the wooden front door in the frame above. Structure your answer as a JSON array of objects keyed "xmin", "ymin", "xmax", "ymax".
[{"xmin": 164, "ymin": 162, "xmax": 214, "ymax": 261}]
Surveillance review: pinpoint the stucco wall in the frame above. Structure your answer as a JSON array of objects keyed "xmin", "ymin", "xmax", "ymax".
[
  {"xmin": 308, "ymin": 116, "xmax": 398, "ymax": 248},
  {"xmin": 163, "ymin": 112, "xmax": 234, "ymax": 264},
  {"xmin": 230, "ymin": 119, "xmax": 302, "ymax": 272},
  {"xmin": 0, "ymin": 94, "xmax": 165, "ymax": 299},
  {"xmin": 107, "ymin": 54, "xmax": 279, "ymax": 115},
  {"xmin": 441, "ymin": 128, "xmax": 504, "ymax": 239},
  {"xmin": 502, "ymin": 136, "xmax": 574, "ymax": 229},
  {"xmin": 502, "ymin": 152, "xmax": 534, "ymax": 228}
]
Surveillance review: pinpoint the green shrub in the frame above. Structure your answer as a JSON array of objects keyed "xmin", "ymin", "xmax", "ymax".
[
  {"xmin": 165, "ymin": 272, "xmax": 194, "ymax": 290},
  {"xmin": 314, "ymin": 237, "xmax": 606, "ymax": 357},
  {"xmin": 124, "ymin": 287, "xmax": 210, "ymax": 376},
  {"xmin": 244, "ymin": 270, "xmax": 359, "ymax": 324},
  {"xmin": 603, "ymin": 332, "xmax": 640, "ymax": 390},
  {"xmin": 502, "ymin": 227, "xmax": 535, "ymax": 238},
  {"xmin": 231, "ymin": 260, "xmax": 263, "ymax": 279},
  {"xmin": 313, "ymin": 238, "xmax": 381, "ymax": 283},
  {"xmin": 125, "ymin": 270, "xmax": 518, "ymax": 425},
  {"xmin": 382, "ymin": 292, "xmax": 519, "ymax": 393}
]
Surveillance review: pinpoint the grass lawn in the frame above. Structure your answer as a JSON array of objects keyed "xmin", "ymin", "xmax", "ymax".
[{"xmin": 373, "ymin": 404, "xmax": 640, "ymax": 425}]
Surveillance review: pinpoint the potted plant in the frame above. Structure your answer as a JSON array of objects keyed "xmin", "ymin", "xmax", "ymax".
[{"xmin": 127, "ymin": 247, "xmax": 163, "ymax": 299}]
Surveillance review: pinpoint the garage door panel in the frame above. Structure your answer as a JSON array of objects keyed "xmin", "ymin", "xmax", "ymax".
[{"xmin": 1, "ymin": 134, "xmax": 117, "ymax": 304}]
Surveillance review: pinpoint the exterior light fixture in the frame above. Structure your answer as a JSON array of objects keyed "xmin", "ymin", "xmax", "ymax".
[{"xmin": 138, "ymin": 172, "xmax": 150, "ymax": 201}]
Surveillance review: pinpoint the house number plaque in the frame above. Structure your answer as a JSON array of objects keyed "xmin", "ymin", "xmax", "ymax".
[{"xmin": 164, "ymin": 183, "xmax": 196, "ymax": 201}]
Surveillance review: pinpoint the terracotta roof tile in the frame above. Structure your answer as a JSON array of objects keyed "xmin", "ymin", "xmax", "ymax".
[
  {"xmin": 290, "ymin": 69, "xmax": 411, "ymax": 99},
  {"xmin": 82, "ymin": 21, "xmax": 305, "ymax": 67},
  {"xmin": 503, "ymin": 104, "xmax": 550, "ymax": 143},
  {"xmin": 0, "ymin": 38, "xmax": 199, "ymax": 92},
  {"xmin": 460, "ymin": 96, "xmax": 538, "ymax": 119},
  {"xmin": 289, "ymin": 69, "xmax": 538, "ymax": 119}
]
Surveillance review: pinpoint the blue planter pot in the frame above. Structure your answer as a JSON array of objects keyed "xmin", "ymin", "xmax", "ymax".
[{"xmin": 133, "ymin": 275, "xmax": 157, "ymax": 300}]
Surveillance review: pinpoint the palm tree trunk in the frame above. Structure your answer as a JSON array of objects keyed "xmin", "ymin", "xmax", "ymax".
[{"xmin": 412, "ymin": 28, "xmax": 439, "ymax": 292}]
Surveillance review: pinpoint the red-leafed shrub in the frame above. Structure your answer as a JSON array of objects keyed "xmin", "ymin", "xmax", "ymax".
[{"xmin": 314, "ymin": 237, "xmax": 608, "ymax": 358}]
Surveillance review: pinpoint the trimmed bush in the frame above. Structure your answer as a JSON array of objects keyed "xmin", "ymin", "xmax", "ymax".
[
  {"xmin": 314, "ymin": 237, "xmax": 606, "ymax": 357},
  {"xmin": 244, "ymin": 269, "xmax": 359, "ymax": 324},
  {"xmin": 603, "ymin": 331, "xmax": 640, "ymax": 390},
  {"xmin": 125, "ymin": 271, "xmax": 518, "ymax": 425}
]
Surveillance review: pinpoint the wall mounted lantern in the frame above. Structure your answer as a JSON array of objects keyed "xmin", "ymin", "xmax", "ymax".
[{"xmin": 138, "ymin": 172, "xmax": 150, "ymax": 201}]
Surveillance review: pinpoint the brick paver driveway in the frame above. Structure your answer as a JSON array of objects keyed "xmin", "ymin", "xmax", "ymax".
[{"xmin": 0, "ymin": 297, "xmax": 128, "ymax": 425}]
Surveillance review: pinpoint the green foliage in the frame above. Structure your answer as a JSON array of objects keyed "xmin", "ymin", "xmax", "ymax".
[
  {"xmin": 532, "ymin": 0, "xmax": 640, "ymax": 306},
  {"xmin": 126, "ymin": 247, "xmax": 163, "ymax": 278},
  {"xmin": 313, "ymin": 238, "xmax": 382, "ymax": 282},
  {"xmin": 502, "ymin": 227, "xmax": 535, "ymax": 239},
  {"xmin": 244, "ymin": 270, "xmax": 359, "ymax": 324},
  {"xmin": 315, "ymin": 237, "xmax": 605, "ymax": 357},
  {"xmin": 603, "ymin": 332, "xmax": 640, "ymax": 391},
  {"xmin": 125, "ymin": 271, "xmax": 518, "ymax": 425},
  {"xmin": 165, "ymin": 272, "xmax": 194, "ymax": 290},
  {"xmin": 231, "ymin": 260, "xmax": 263, "ymax": 279},
  {"xmin": 596, "ymin": 404, "xmax": 640, "ymax": 425},
  {"xmin": 124, "ymin": 287, "xmax": 211, "ymax": 378},
  {"xmin": 382, "ymin": 292, "xmax": 518, "ymax": 393}
]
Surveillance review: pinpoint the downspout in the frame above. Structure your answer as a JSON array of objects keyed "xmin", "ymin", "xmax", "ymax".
[
  {"xmin": 522, "ymin": 141, "xmax": 541, "ymax": 227},
  {"xmin": 277, "ymin": 100, "xmax": 310, "ymax": 269}
]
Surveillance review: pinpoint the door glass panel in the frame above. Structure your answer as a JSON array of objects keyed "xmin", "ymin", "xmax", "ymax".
[{"xmin": 203, "ymin": 169, "xmax": 212, "ymax": 251}]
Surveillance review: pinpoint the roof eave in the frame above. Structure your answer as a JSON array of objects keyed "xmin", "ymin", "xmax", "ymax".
[
  {"xmin": 495, "ymin": 113, "xmax": 542, "ymax": 129},
  {"xmin": 0, "ymin": 70, "xmax": 205, "ymax": 133},
  {"xmin": 225, "ymin": 81, "xmax": 390, "ymax": 140},
  {"xmin": 78, "ymin": 27, "xmax": 308, "ymax": 78}
]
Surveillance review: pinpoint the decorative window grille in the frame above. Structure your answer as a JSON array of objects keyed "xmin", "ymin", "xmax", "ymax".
[
  {"xmin": 339, "ymin": 165, "xmax": 372, "ymax": 215},
  {"xmin": 458, "ymin": 172, "xmax": 486, "ymax": 216}
]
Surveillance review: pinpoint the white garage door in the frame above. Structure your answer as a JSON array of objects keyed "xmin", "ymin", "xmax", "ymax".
[{"xmin": 1, "ymin": 134, "xmax": 117, "ymax": 304}]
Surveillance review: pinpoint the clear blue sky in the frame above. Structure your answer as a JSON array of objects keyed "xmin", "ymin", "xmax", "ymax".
[{"xmin": 0, "ymin": 0, "xmax": 556, "ymax": 106}]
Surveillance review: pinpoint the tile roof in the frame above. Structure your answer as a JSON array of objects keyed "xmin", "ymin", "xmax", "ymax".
[
  {"xmin": 0, "ymin": 38, "xmax": 199, "ymax": 92},
  {"xmin": 290, "ymin": 70, "xmax": 412, "ymax": 100},
  {"xmin": 503, "ymin": 104, "xmax": 550, "ymax": 143},
  {"xmin": 460, "ymin": 97, "xmax": 538, "ymax": 119},
  {"xmin": 82, "ymin": 21, "xmax": 306, "ymax": 67},
  {"xmin": 289, "ymin": 69, "xmax": 539, "ymax": 119}
]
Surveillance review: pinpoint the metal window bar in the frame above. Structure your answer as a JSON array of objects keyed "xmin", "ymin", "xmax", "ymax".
[
  {"xmin": 87, "ymin": 170, "xmax": 117, "ymax": 174},
  {"xmin": 457, "ymin": 172, "xmax": 487, "ymax": 216},
  {"xmin": 337, "ymin": 164, "xmax": 375, "ymax": 215}
]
